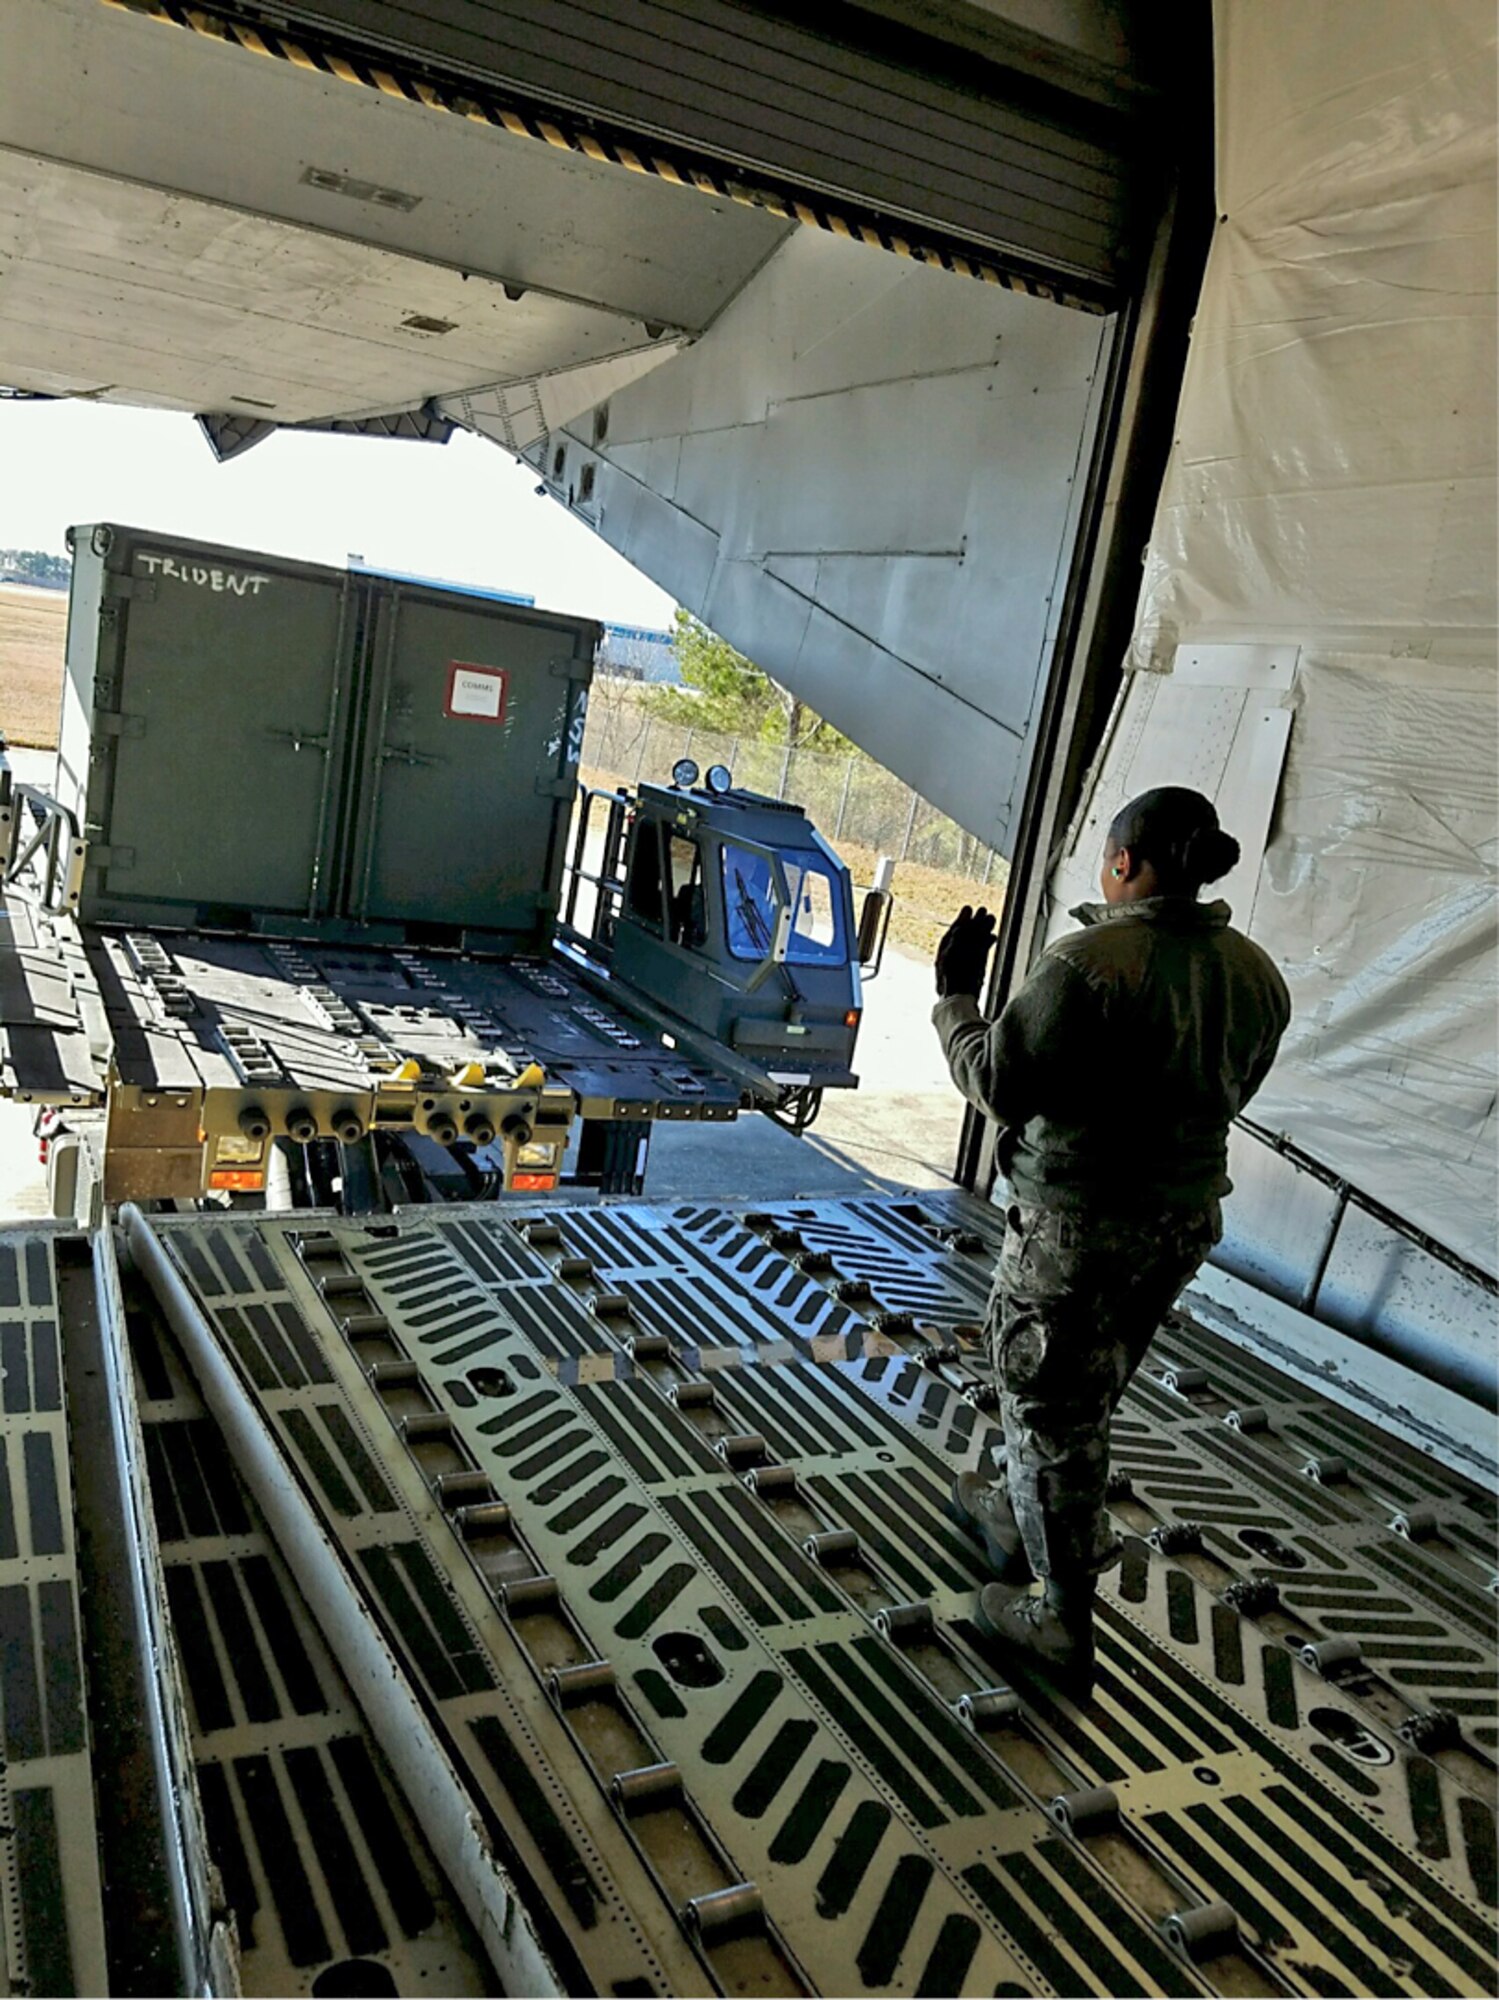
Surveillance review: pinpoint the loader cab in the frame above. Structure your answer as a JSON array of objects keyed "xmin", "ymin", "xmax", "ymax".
[{"xmin": 613, "ymin": 771, "xmax": 864, "ymax": 1090}]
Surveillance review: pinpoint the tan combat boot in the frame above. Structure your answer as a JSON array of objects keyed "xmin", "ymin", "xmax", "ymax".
[
  {"xmin": 948, "ymin": 1470, "xmax": 1034, "ymax": 1584},
  {"xmin": 974, "ymin": 1579, "xmax": 1096, "ymax": 1696}
]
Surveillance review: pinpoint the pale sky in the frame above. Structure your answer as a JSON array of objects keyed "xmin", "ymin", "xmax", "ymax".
[{"xmin": 0, "ymin": 399, "xmax": 677, "ymax": 629}]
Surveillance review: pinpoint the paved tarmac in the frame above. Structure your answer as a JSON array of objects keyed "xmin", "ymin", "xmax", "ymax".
[{"xmin": 640, "ymin": 941, "xmax": 966, "ymax": 1199}]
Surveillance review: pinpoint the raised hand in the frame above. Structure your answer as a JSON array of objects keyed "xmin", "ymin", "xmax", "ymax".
[{"xmin": 935, "ymin": 904, "xmax": 997, "ymax": 998}]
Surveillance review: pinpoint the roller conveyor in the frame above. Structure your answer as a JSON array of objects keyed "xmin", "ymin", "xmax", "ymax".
[
  {"xmin": 5, "ymin": 1193, "xmax": 1495, "ymax": 1997},
  {"xmin": 0, "ymin": 900, "xmax": 742, "ymax": 1199}
]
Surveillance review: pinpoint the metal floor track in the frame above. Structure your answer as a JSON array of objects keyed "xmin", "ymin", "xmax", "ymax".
[
  {"xmin": 14, "ymin": 1190, "xmax": 1496, "ymax": 1995},
  {"xmin": 126, "ymin": 1290, "xmax": 495, "ymax": 1996},
  {"xmin": 0, "ymin": 1233, "xmax": 107, "ymax": 1997},
  {"xmin": 112, "ymin": 1189, "xmax": 1495, "ymax": 1999}
]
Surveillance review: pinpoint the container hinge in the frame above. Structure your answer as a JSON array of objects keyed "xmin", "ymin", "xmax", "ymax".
[
  {"xmin": 267, "ymin": 728, "xmax": 330, "ymax": 755},
  {"xmin": 93, "ymin": 710, "xmax": 146, "ymax": 738},
  {"xmin": 104, "ymin": 574, "xmax": 157, "ymax": 602},
  {"xmin": 380, "ymin": 743, "xmax": 444, "ymax": 769},
  {"xmin": 91, "ymin": 845, "xmax": 135, "ymax": 870}
]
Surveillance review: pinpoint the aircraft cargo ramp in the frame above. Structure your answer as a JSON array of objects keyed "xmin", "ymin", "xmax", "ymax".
[{"xmin": 5, "ymin": 1192, "xmax": 1493, "ymax": 1998}]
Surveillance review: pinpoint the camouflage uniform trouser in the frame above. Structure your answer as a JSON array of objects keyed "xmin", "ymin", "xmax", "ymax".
[{"xmin": 987, "ymin": 1201, "xmax": 1221, "ymax": 1582}]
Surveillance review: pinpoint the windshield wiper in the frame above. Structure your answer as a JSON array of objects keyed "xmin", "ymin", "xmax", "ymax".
[
  {"xmin": 733, "ymin": 868, "xmax": 772, "ymax": 951},
  {"xmin": 733, "ymin": 866, "xmax": 802, "ymax": 1003}
]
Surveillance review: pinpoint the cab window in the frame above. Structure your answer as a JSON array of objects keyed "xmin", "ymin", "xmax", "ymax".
[
  {"xmin": 667, "ymin": 833, "xmax": 707, "ymax": 948},
  {"xmin": 722, "ymin": 844, "xmax": 845, "ymax": 964},
  {"xmin": 625, "ymin": 823, "xmax": 665, "ymax": 931}
]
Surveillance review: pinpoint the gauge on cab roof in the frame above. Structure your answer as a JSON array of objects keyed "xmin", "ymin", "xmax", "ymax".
[
  {"xmin": 671, "ymin": 757, "xmax": 700, "ymax": 789},
  {"xmin": 705, "ymin": 764, "xmax": 733, "ymax": 796}
]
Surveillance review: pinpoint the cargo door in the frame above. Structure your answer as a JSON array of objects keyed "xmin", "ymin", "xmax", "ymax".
[
  {"xmin": 100, "ymin": 545, "xmax": 349, "ymax": 919},
  {"xmin": 352, "ymin": 587, "xmax": 592, "ymax": 942}
]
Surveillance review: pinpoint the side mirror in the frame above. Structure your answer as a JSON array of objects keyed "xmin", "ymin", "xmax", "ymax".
[
  {"xmin": 856, "ymin": 889, "xmax": 886, "ymax": 963},
  {"xmin": 856, "ymin": 856, "xmax": 896, "ymax": 974}
]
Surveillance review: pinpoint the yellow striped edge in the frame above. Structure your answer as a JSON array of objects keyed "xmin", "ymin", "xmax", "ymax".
[{"xmin": 96, "ymin": 0, "xmax": 1108, "ymax": 313}]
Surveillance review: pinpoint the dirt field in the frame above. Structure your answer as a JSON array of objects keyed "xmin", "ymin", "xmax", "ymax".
[
  {"xmin": 833, "ymin": 836, "xmax": 1005, "ymax": 959},
  {"xmin": 0, "ymin": 584, "xmax": 66, "ymax": 748}
]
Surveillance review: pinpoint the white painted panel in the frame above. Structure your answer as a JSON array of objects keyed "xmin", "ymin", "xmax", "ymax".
[
  {"xmin": 445, "ymin": 344, "xmax": 687, "ymax": 454},
  {"xmin": 674, "ymin": 428, "xmax": 765, "ymax": 550},
  {"xmin": 0, "ymin": 0, "xmax": 792, "ymax": 333},
  {"xmin": 784, "ymin": 607, "xmax": 1027, "ymax": 844},
  {"xmin": 599, "ymin": 469, "xmax": 721, "ymax": 616},
  {"xmin": 1213, "ymin": 702, "xmax": 1293, "ymax": 928},
  {"xmin": 442, "ymin": 344, "xmax": 684, "ymax": 452},
  {"xmin": 753, "ymin": 377, "xmax": 974, "ymax": 558},
  {"xmin": 1044, "ymin": 670, "xmax": 1295, "ymax": 938},
  {"xmin": 0, "ymin": 152, "xmax": 674, "ymax": 419},
  {"xmin": 701, "ymin": 560, "xmax": 814, "ymax": 684},
  {"xmin": 544, "ymin": 227, "xmax": 1110, "ymax": 852},
  {"xmin": 782, "ymin": 249, "xmax": 1097, "ymax": 403},
  {"xmin": 1172, "ymin": 643, "xmax": 1299, "ymax": 689}
]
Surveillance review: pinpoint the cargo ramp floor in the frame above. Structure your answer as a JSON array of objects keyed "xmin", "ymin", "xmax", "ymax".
[{"xmin": 3, "ymin": 1191, "xmax": 1494, "ymax": 1996}]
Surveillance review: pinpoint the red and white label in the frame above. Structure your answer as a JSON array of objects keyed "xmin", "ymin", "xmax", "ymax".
[{"xmin": 445, "ymin": 661, "xmax": 509, "ymax": 723}]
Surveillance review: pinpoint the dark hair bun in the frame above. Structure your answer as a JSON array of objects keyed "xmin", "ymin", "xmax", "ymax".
[
  {"xmin": 1108, "ymin": 787, "xmax": 1242, "ymax": 891},
  {"xmin": 1192, "ymin": 827, "xmax": 1240, "ymax": 884}
]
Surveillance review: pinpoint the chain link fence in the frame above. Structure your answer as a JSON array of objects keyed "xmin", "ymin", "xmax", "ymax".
[
  {"xmin": 582, "ymin": 679, "xmax": 1004, "ymax": 879},
  {"xmin": 580, "ymin": 676, "xmax": 1007, "ymax": 955}
]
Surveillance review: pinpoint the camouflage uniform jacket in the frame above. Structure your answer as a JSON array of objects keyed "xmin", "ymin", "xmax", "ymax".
[{"xmin": 933, "ymin": 897, "xmax": 1290, "ymax": 1214}]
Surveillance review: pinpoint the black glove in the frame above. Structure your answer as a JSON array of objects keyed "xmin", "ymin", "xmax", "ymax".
[{"xmin": 935, "ymin": 904, "xmax": 996, "ymax": 999}]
